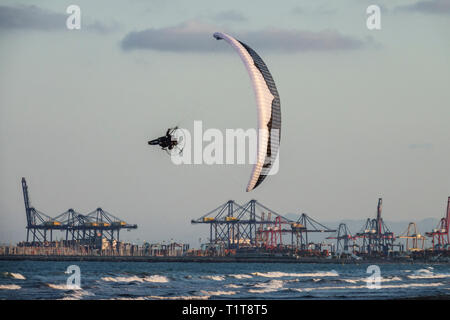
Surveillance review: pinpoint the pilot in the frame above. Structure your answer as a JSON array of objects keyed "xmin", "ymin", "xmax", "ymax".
[{"xmin": 148, "ymin": 129, "xmax": 178, "ymax": 150}]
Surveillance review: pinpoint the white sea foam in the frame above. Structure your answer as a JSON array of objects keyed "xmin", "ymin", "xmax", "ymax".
[
  {"xmin": 343, "ymin": 279, "xmax": 359, "ymax": 284},
  {"xmin": 60, "ymin": 290, "xmax": 94, "ymax": 300},
  {"xmin": 381, "ymin": 283, "xmax": 443, "ymax": 289},
  {"xmin": 109, "ymin": 297, "xmax": 146, "ymax": 300},
  {"xmin": 407, "ymin": 269, "xmax": 450, "ymax": 280},
  {"xmin": 291, "ymin": 282, "xmax": 444, "ymax": 292},
  {"xmin": 201, "ymin": 290, "xmax": 237, "ymax": 296},
  {"xmin": 228, "ymin": 274, "xmax": 252, "ymax": 279},
  {"xmin": 200, "ymin": 275, "xmax": 225, "ymax": 281},
  {"xmin": 380, "ymin": 276, "xmax": 403, "ymax": 283},
  {"xmin": 101, "ymin": 276, "xmax": 141, "ymax": 283},
  {"xmin": 248, "ymin": 280, "xmax": 284, "ymax": 293},
  {"xmin": 102, "ymin": 276, "xmax": 141, "ymax": 283},
  {"xmin": 101, "ymin": 275, "xmax": 169, "ymax": 283},
  {"xmin": 251, "ymin": 271, "xmax": 339, "ymax": 278},
  {"xmin": 407, "ymin": 273, "xmax": 450, "ymax": 280},
  {"xmin": 225, "ymin": 284, "xmax": 242, "ymax": 289},
  {"xmin": 47, "ymin": 283, "xmax": 81, "ymax": 290},
  {"xmin": 0, "ymin": 284, "xmax": 21, "ymax": 290},
  {"xmin": 339, "ymin": 276, "xmax": 402, "ymax": 284},
  {"xmin": 143, "ymin": 275, "xmax": 170, "ymax": 283},
  {"xmin": 3, "ymin": 272, "xmax": 26, "ymax": 280},
  {"xmin": 147, "ymin": 295, "xmax": 210, "ymax": 300},
  {"xmin": 416, "ymin": 269, "xmax": 432, "ymax": 274}
]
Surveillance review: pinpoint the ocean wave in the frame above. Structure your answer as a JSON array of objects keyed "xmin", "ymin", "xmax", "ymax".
[
  {"xmin": 248, "ymin": 280, "xmax": 284, "ymax": 294},
  {"xmin": 353, "ymin": 276, "xmax": 403, "ymax": 283},
  {"xmin": 286, "ymin": 276, "xmax": 402, "ymax": 285},
  {"xmin": 380, "ymin": 277, "xmax": 403, "ymax": 282},
  {"xmin": 60, "ymin": 290, "xmax": 94, "ymax": 300},
  {"xmin": 291, "ymin": 285, "xmax": 364, "ymax": 292},
  {"xmin": 251, "ymin": 271, "xmax": 339, "ymax": 278},
  {"xmin": 225, "ymin": 284, "xmax": 242, "ymax": 289},
  {"xmin": 407, "ymin": 274, "xmax": 450, "ymax": 280},
  {"xmin": 0, "ymin": 284, "xmax": 21, "ymax": 290},
  {"xmin": 291, "ymin": 282, "xmax": 444, "ymax": 292},
  {"xmin": 144, "ymin": 275, "xmax": 170, "ymax": 283},
  {"xmin": 416, "ymin": 269, "xmax": 433, "ymax": 274},
  {"xmin": 407, "ymin": 269, "xmax": 450, "ymax": 280},
  {"xmin": 101, "ymin": 275, "xmax": 169, "ymax": 283},
  {"xmin": 3, "ymin": 272, "xmax": 26, "ymax": 280},
  {"xmin": 200, "ymin": 275, "xmax": 225, "ymax": 281},
  {"xmin": 228, "ymin": 274, "xmax": 252, "ymax": 279},
  {"xmin": 101, "ymin": 276, "xmax": 141, "ymax": 283},
  {"xmin": 201, "ymin": 290, "xmax": 237, "ymax": 296},
  {"xmin": 146, "ymin": 295, "xmax": 210, "ymax": 300},
  {"xmin": 382, "ymin": 283, "xmax": 443, "ymax": 289},
  {"xmin": 343, "ymin": 279, "xmax": 359, "ymax": 284},
  {"xmin": 47, "ymin": 283, "xmax": 82, "ymax": 290},
  {"xmin": 108, "ymin": 297, "xmax": 146, "ymax": 300}
]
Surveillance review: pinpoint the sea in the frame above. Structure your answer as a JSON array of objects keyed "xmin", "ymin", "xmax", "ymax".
[{"xmin": 1, "ymin": 261, "xmax": 449, "ymax": 300}]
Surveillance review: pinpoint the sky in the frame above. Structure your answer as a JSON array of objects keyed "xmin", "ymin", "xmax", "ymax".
[{"xmin": 0, "ymin": 0, "xmax": 449, "ymax": 247}]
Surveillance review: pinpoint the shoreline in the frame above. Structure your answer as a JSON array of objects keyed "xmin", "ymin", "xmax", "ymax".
[{"xmin": 1, "ymin": 255, "xmax": 448, "ymax": 264}]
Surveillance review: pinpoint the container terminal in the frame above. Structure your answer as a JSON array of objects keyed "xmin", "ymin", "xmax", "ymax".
[{"xmin": 0, "ymin": 178, "xmax": 448, "ymax": 263}]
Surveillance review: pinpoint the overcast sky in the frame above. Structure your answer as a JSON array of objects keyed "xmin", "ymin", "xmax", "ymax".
[{"xmin": 0, "ymin": 0, "xmax": 449, "ymax": 246}]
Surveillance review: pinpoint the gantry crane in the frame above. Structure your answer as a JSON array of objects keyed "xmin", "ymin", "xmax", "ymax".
[
  {"xmin": 21, "ymin": 178, "xmax": 137, "ymax": 247},
  {"xmin": 398, "ymin": 222, "xmax": 425, "ymax": 251},
  {"xmin": 425, "ymin": 197, "xmax": 450, "ymax": 250}
]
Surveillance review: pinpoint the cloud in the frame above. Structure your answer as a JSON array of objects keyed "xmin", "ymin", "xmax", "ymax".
[
  {"xmin": 243, "ymin": 29, "xmax": 364, "ymax": 52},
  {"xmin": 0, "ymin": 5, "xmax": 116, "ymax": 32},
  {"xmin": 396, "ymin": 0, "xmax": 450, "ymax": 14},
  {"xmin": 120, "ymin": 20, "xmax": 367, "ymax": 53},
  {"xmin": 121, "ymin": 21, "xmax": 217, "ymax": 52},
  {"xmin": 0, "ymin": 5, "xmax": 64, "ymax": 30},
  {"xmin": 214, "ymin": 10, "xmax": 247, "ymax": 22}
]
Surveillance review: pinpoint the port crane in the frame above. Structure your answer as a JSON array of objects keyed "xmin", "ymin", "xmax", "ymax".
[
  {"xmin": 398, "ymin": 222, "xmax": 425, "ymax": 251},
  {"xmin": 426, "ymin": 197, "xmax": 450, "ymax": 250},
  {"xmin": 354, "ymin": 198, "xmax": 395, "ymax": 255},
  {"xmin": 21, "ymin": 177, "xmax": 137, "ymax": 247}
]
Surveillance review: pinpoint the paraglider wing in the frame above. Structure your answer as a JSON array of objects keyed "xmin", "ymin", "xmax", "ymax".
[{"xmin": 213, "ymin": 32, "xmax": 281, "ymax": 192}]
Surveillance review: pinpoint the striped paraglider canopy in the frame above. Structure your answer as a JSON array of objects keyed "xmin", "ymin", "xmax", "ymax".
[{"xmin": 213, "ymin": 32, "xmax": 281, "ymax": 192}]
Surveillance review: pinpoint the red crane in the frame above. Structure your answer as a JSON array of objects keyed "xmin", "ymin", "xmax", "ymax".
[
  {"xmin": 266, "ymin": 216, "xmax": 283, "ymax": 250},
  {"xmin": 426, "ymin": 197, "xmax": 450, "ymax": 250}
]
